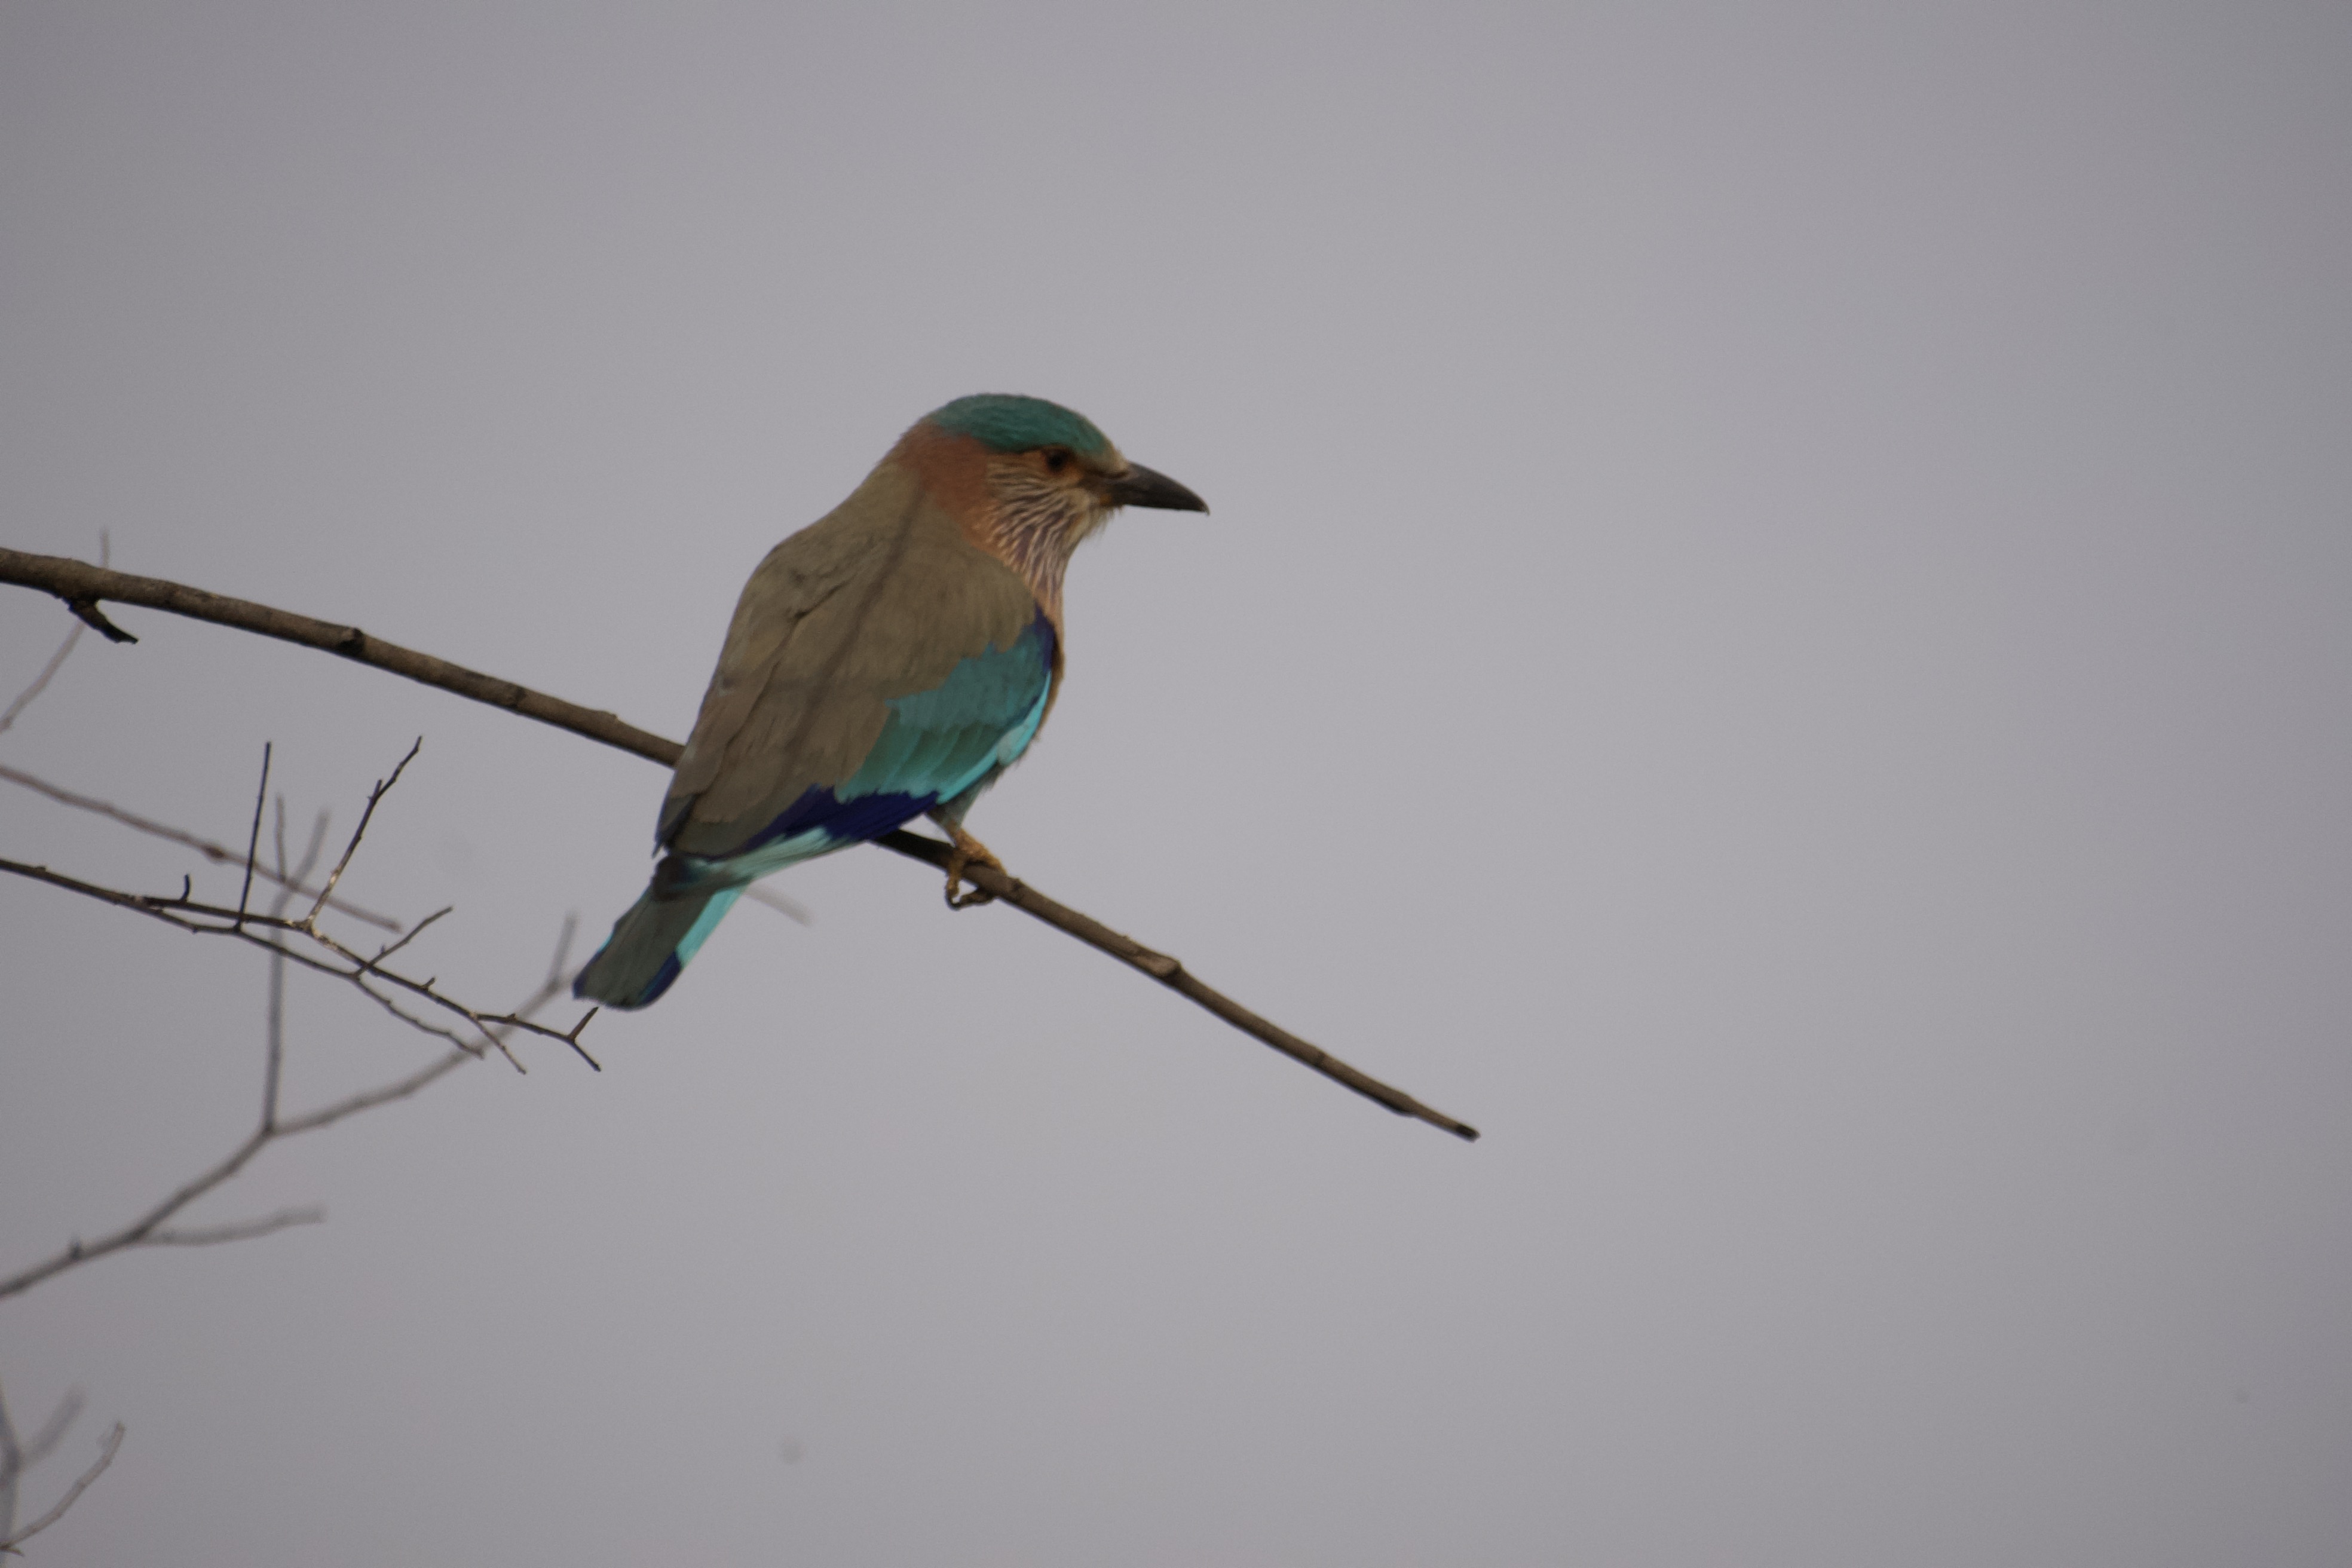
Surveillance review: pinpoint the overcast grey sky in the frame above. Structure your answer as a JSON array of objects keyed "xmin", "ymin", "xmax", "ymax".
[{"xmin": 4, "ymin": 2, "xmax": 2350, "ymax": 1564}]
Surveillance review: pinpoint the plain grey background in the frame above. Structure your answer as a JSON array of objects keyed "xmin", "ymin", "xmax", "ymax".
[{"xmin": 4, "ymin": 2, "xmax": 2350, "ymax": 1564}]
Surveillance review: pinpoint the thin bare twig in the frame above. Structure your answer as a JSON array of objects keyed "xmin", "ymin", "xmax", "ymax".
[
  {"xmin": 0, "ymin": 629, "xmax": 79, "ymax": 740},
  {"xmin": 261, "ymin": 804, "xmax": 331, "ymax": 1132},
  {"xmin": 0, "ymin": 547, "xmax": 1476, "ymax": 1140},
  {"xmin": 0, "ymin": 534, "xmax": 106, "ymax": 740},
  {"xmin": 274, "ymin": 1051, "xmax": 472, "ymax": 1137},
  {"xmin": 0, "ymin": 548, "xmax": 672, "ymax": 755},
  {"xmin": 368, "ymin": 906, "xmax": 451, "ymax": 967},
  {"xmin": 0, "ymin": 764, "xmax": 404, "ymax": 930},
  {"xmin": 0, "ymin": 743, "xmax": 601, "ymax": 1304},
  {"xmin": 0, "ymin": 1383, "xmax": 17, "ymax": 1542},
  {"xmin": 14, "ymin": 1394, "xmax": 82, "ymax": 1477},
  {"xmin": 0, "ymin": 858, "xmax": 594, "ymax": 1071},
  {"xmin": 0, "ymin": 737, "xmax": 599, "ymax": 1074},
  {"xmin": 744, "ymin": 884, "xmax": 814, "ymax": 925},
  {"xmin": 234, "ymin": 743, "xmax": 270, "ymax": 927},
  {"xmin": 0, "ymin": 1119, "xmax": 273, "ymax": 1302},
  {"xmin": 875, "ymin": 834, "xmax": 1479, "ymax": 1138},
  {"xmin": 0, "ymin": 918, "xmax": 580, "ymax": 1303},
  {"xmin": 0, "ymin": 1423, "xmax": 123, "ymax": 1555},
  {"xmin": 143, "ymin": 1208, "xmax": 326, "ymax": 1247},
  {"xmin": 305, "ymin": 739, "xmax": 418, "ymax": 926},
  {"xmin": 0, "ymin": 1334, "xmax": 96, "ymax": 1546},
  {"xmin": 0, "ymin": 1382, "xmax": 87, "ymax": 1546},
  {"xmin": 263, "ymin": 931, "xmax": 288, "ymax": 1131}
]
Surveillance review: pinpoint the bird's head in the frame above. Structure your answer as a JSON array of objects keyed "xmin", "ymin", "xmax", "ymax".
[
  {"xmin": 902, "ymin": 393, "xmax": 1206, "ymax": 614},
  {"xmin": 925, "ymin": 391, "xmax": 1208, "ymax": 522}
]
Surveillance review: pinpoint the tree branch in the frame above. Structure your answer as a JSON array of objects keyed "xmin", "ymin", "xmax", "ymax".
[
  {"xmin": 0, "ymin": 762, "xmax": 404, "ymax": 931},
  {"xmin": 14, "ymin": 1393, "xmax": 83, "ymax": 1475},
  {"xmin": 0, "ymin": 1383, "xmax": 19, "ymax": 1542},
  {"xmin": 0, "ymin": 853, "xmax": 594, "ymax": 1075},
  {"xmin": 0, "ymin": 1382, "xmax": 88, "ymax": 1545},
  {"xmin": 0, "ymin": 916, "xmax": 579, "ymax": 1303},
  {"xmin": 2, "ymin": 735, "xmax": 599, "ymax": 1077},
  {"xmin": 262, "ymin": 792, "xmax": 333, "ymax": 1130},
  {"xmin": 0, "ymin": 1423, "xmax": 123, "ymax": 1555},
  {"xmin": 0, "ymin": 626, "xmax": 79, "ymax": 741},
  {"xmin": 0, "ymin": 534, "xmax": 107, "ymax": 740},
  {"xmin": 234, "ymin": 743, "xmax": 270, "ymax": 927},
  {"xmin": 871, "ymin": 834, "xmax": 1477, "ymax": 1136},
  {"xmin": 143, "ymin": 1209, "xmax": 326, "ymax": 1247},
  {"xmin": 0, "ymin": 547, "xmax": 1477, "ymax": 1140},
  {"xmin": 0, "ymin": 547, "xmax": 672, "ymax": 757}
]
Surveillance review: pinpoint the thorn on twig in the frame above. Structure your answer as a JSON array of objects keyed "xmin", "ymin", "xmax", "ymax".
[{"xmin": 63, "ymin": 597, "xmax": 133, "ymax": 644}]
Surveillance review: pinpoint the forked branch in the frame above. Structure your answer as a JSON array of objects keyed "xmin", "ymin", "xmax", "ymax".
[
  {"xmin": 0, "ymin": 1422, "xmax": 124, "ymax": 1555},
  {"xmin": 3, "ymin": 734, "xmax": 598, "ymax": 1073},
  {"xmin": 0, "ymin": 762, "xmax": 403, "ymax": 930},
  {"xmin": 0, "ymin": 915, "xmax": 580, "ymax": 1303}
]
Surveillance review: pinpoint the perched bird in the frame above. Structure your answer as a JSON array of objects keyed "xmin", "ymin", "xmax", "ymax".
[{"xmin": 574, "ymin": 393, "xmax": 1207, "ymax": 1009}]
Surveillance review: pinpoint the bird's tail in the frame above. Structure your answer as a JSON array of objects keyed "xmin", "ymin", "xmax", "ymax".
[{"xmin": 572, "ymin": 881, "xmax": 746, "ymax": 1010}]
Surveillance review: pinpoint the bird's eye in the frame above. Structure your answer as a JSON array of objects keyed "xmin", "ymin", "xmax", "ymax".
[{"xmin": 1043, "ymin": 449, "xmax": 1071, "ymax": 475}]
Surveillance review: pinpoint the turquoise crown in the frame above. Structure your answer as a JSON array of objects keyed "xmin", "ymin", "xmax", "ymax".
[{"xmin": 925, "ymin": 393, "xmax": 1110, "ymax": 456}]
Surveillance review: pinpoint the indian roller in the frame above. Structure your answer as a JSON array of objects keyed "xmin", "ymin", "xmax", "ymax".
[{"xmin": 573, "ymin": 393, "xmax": 1208, "ymax": 1009}]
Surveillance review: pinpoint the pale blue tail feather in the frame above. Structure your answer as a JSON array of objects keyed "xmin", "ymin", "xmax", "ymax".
[{"xmin": 573, "ymin": 885, "xmax": 746, "ymax": 1010}]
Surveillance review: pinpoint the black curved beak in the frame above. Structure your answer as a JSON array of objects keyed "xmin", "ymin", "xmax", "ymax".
[{"xmin": 1105, "ymin": 463, "xmax": 1208, "ymax": 513}]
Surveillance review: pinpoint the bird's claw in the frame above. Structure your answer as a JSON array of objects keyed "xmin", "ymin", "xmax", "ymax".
[{"xmin": 942, "ymin": 831, "xmax": 1003, "ymax": 910}]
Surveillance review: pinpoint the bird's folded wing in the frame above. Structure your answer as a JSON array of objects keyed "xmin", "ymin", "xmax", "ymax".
[
  {"xmin": 834, "ymin": 614, "xmax": 1055, "ymax": 804},
  {"xmin": 660, "ymin": 466, "xmax": 1044, "ymax": 860}
]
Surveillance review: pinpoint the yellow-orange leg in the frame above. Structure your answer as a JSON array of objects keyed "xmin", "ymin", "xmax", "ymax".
[{"xmin": 940, "ymin": 823, "xmax": 1003, "ymax": 909}]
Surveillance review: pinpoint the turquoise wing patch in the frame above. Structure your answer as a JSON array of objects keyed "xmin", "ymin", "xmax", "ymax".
[
  {"xmin": 663, "ymin": 614, "xmax": 1058, "ymax": 889},
  {"xmin": 838, "ymin": 615, "xmax": 1055, "ymax": 804}
]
